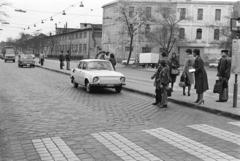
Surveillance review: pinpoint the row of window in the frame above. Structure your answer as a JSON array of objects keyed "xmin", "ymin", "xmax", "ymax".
[
  {"xmin": 179, "ymin": 28, "xmax": 220, "ymax": 40},
  {"xmin": 179, "ymin": 8, "xmax": 221, "ymax": 21},
  {"xmin": 128, "ymin": 6, "xmax": 222, "ymax": 21},
  {"xmin": 54, "ymin": 44, "xmax": 87, "ymax": 53},
  {"xmin": 57, "ymin": 32, "xmax": 88, "ymax": 41}
]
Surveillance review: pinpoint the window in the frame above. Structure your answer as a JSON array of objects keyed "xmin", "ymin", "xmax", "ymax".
[
  {"xmin": 145, "ymin": 24, "xmax": 151, "ymax": 34},
  {"xmin": 125, "ymin": 47, "xmax": 130, "ymax": 52},
  {"xmin": 129, "ymin": 6, "xmax": 134, "ymax": 17},
  {"xmin": 142, "ymin": 46, "xmax": 151, "ymax": 53},
  {"xmin": 215, "ymin": 9, "xmax": 221, "ymax": 21},
  {"xmin": 84, "ymin": 32, "xmax": 87, "ymax": 38},
  {"xmin": 179, "ymin": 8, "xmax": 186, "ymax": 20},
  {"xmin": 146, "ymin": 7, "xmax": 151, "ymax": 18},
  {"xmin": 79, "ymin": 44, "xmax": 82, "ymax": 53},
  {"xmin": 214, "ymin": 29, "xmax": 220, "ymax": 40},
  {"xmin": 83, "ymin": 44, "xmax": 87, "ymax": 53},
  {"xmin": 78, "ymin": 62, "xmax": 83, "ymax": 69},
  {"xmin": 197, "ymin": 9, "xmax": 203, "ymax": 20},
  {"xmin": 196, "ymin": 28, "xmax": 202, "ymax": 39},
  {"xmin": 179, "ymin": 28, "xmax": 185, "ymax": 39},
  {"xmin": 79, "ymin": 32, "xmax": 82, "ymax": 38}
]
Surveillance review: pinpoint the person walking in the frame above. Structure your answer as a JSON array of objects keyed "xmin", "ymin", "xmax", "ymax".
[
  {"xmin": 193, "ymin": 49, "xmax": 209, "ymax": 104},
  {"xmin": 182, "ymin": 49, "xmax": 195, "ymax": 96},
  {"xmin": 216, "ymin": 50, "xmax": 231, "ymax": 102},
  {"xmin": 109, "ymin": 53, "xmax": 117, "ymax": 70},
  {"xmin": 169, "ymin": 52, "xmax": 180, "ymax": 90},
  {"xmin": 66, "ymin": 50, "xmax": 71, "ymax": 70},
  {"xmin": 59, "ymin": 51, "xmax": 65, "ymax": 70},
  {"xmin": 151, "ymin": 62, "xmax": 163, "ymax": 106}
]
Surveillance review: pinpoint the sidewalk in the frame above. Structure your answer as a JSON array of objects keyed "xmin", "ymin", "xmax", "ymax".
[{"xmin": 36, "ymin": 59, "xmax": 240, "ymax": 120}]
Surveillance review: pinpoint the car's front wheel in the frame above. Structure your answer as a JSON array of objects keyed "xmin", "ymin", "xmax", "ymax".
[
  {"xmin": 85, "ymin": 81, "xmax": 92, "ymax": 93},
  {"xmin": 115, "ymin": 86, "xmax": 122, "ymax": 93}
]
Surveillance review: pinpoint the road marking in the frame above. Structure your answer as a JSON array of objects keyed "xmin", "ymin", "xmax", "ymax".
[
  {"xmin": 229, "ymin": 122, "xmax": 240, "ymax": 128},
  {"xmin": 144, "ymin": 128, "xmax": 238, "ymax": 161},
  {"xmin": 188, "ymin": 124, "xmax": 240, "ymax": 146},
  {"xmin": 32, "ymin": 137, "xmax": 80, "ymax": 161},
  {"xmin": 92, "ymin": 132, "xmax": 162, "ymax": 161}
]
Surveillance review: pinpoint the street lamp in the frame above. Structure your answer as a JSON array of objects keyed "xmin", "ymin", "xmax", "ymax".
[
  {"xmin": 50, "ymin": 16, "xmax": 53, "ymax": 21},
  {"xmin": 79, "ymin": 1, "xmax": 84, "ymax": 7},
  {"xmin": 14, "ymin": 9, "xmax": 26, "ymax": 13},
  {"xmin": 62, "ymin": 10, "xmax": 66, "ymax": 15}
]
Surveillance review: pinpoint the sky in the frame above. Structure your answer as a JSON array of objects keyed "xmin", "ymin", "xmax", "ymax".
[{"xmin": 0, "ymin": 0, "xmax": 239, "ymax": 42}]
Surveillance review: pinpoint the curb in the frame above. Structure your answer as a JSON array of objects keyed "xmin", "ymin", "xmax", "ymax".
[{"xmin": 36, "ymin": 65, "xmax": 240, "ymax": 120}]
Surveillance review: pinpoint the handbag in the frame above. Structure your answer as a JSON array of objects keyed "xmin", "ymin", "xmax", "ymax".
[
  {"xmin": 166, "ymin": 86, "xmax": 172, "ymax": 97},
  {"xmin": 213, "ymin": 79, "xmax": 223, "ymax": 93},
  {"xmin": 179, "ymin": 82, "xmax": 186, "ymax": 87},
  {"xmin": 171, "ymin": 68, "xmax": 180, "ymax": 75}
]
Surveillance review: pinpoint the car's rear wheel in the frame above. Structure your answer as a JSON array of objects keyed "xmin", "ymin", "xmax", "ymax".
[
  {"xmin": 85, "ymin": 81, "xmax": 92, "ymax": 93},
  {"xmin": 115, "ymin": 86, "xmax": 122, "ymax": 93}
]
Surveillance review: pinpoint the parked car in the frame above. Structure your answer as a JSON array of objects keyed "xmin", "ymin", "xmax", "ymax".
[
  {"xmin": 18, "ymin": 54, "xmax": 35, "ymax": 67},
  {"xmin": 209, "ymin": 58, "xmax": 220, "ymax": 68},
  {"xmin": 121, "ymin": 58, "xmax": 135, "ymax": 65},
  {"xmin": 3, "ymin": 47, "xmax": 16, "ymax": 63},
  {"xmin": 70, "ymin": 59, "xmax": 126, "ymax": 93}
]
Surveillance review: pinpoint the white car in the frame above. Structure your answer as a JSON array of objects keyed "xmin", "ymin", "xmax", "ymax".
[
  {"xmin": 121, "ymin": 58, "xmax": 135, "ymax": 65},
  {"xmin": 70, "ymin": 59, "xmax": 126, "ymax": 93}
]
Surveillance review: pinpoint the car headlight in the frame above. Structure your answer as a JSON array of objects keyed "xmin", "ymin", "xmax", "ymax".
[
  {"xmin": 93, "ymin": 76, "xmax": 100, "ymax": 83},
  {"xmin": 120, "ymin": 77, "xmax": 126, "ymax": 83}
]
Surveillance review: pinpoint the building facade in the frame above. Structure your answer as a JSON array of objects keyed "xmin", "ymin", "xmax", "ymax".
[
  {"xmin": 44, "ymin": 23, "xmax": 102, "ymax": 59},
  {"xmin": 102, "ymin": 0, "xmax": 234, "ymax": 64},
  {"xmin": 177, "ymin": 1, "xmax": 233, "ymax": 64}
]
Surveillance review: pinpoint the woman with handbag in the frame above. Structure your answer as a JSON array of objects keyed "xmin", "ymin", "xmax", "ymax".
[
  {"xmin": 169, "ymin": 52, "xmax": 180, "ymax": 90},
  {"xmin": 193, "ymin": 49, "xmax": 209, "ymax": 104},
  {"xmin": 181, "ymin": 49, "xmax": 195, "ymax": 96}
]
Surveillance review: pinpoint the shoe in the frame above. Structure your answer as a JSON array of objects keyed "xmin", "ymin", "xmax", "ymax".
[
  {"xmin": 194, "ymin": 99, "xmax": 199, "ymax": 103},
  {"xmin": 183, "ymin": 92, "xmax": 186, "ymax": 96},
  {"xmin": 197, "ymin": 100, "xmax": 204, "ymax": 105},
  {"xmin": 216, "ymin": 100, "xmax": 227, "ymax": 102},
  {"xmin": 159, "ymin": 104, "xmax": 167, "ymax": 108},
  {"xmin": 152, "ymin": 102, "xmax": 159, "ymax": 105},
  {"xmin": 188, "ymin": 92, "xmax": 190, "ymax": 96}
]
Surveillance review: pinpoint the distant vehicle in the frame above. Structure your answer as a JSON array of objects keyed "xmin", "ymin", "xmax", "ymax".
[
  {"xmin": 121, "ymin": 58, "xmax": 135, "ymax": 65},
  {"xmin": 3, "ymin": 46, "xmax": 16, "ymax": 62},
  {"xmin": 18, "ymin": 54, "xmax": 35, "ymax": 67},
  {"xmin": 139, "ymin": 53, "xmax": 159, "ymax": 67},
  {"xmin": 209, "ymin": 58, "xmax": 220, "ymax": 68},
  {"xmin": 70, "ymin": 59, "xmax": 126, "ymax": 93}
]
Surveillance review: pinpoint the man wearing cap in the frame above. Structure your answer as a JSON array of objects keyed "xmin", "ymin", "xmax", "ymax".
[{"xmin": 216, "ymin": 50, "xmax": 232, "ymax": 102}]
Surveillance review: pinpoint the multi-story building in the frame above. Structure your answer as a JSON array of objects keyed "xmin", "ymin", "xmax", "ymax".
[
  {"xmin": 177, "ymin": 1, "xmax": 233, "ymax": 64},
  {"xmin": 102, "ymin": 0, "xmax": 234, "ymax": 64},
  {"xmin": 44, "ymin": 23, "xmax": 102, "ymax": 59}
]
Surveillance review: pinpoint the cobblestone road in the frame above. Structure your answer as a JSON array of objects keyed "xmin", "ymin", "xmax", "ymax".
[{"xmin": 0, "ymin": 61, "xmax": 240, "ymax": 161}]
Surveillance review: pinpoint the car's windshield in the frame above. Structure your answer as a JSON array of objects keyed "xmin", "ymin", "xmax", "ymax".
[{"xmin": 87, "ymin": 61, "xmax": 113, "ymax": 71}]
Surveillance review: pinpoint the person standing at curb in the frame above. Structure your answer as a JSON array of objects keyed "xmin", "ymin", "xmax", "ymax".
[
  {"xmin": 182, "ymin": 49, "xmax": 195, "ymax": 96},
  {"xmin": 66, "ymin": 50, "xmax": 71, "ymax": 70},
  {"xmin": 151, "ymin": 61, "xmax": 163, "ymax": 106},
  {"xmin": 169, "ymin": 52, "xmax": 180, "ymax": 90},
  {"xmin": 216, "ymin": 50, "xmax": 231, "ymax": 102},
  {"xmin": 193, "ymin": 49, "xmax": 209, "ymax": 105},
  {"xmin": 39, "ymin": 52, "xmax": 45, "ymax": 66},
  {"xmin": 59, "ymin": 51, "xmax": 65, "ymax": 70},
  {"xmin": 109, "ymin": 53, "xmax": 116, "ymax": 70}
]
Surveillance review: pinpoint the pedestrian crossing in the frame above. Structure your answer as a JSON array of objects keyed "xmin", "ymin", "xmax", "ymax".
[
  {"xmin": 32, "ymin": 122, "xmax": 240, "ymax": 161},
  {"xmin": 92, "ymin": 122, "xmax": 240, "ymax": 161}
]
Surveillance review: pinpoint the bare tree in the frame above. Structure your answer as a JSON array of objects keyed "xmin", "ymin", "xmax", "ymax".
[
  {"xmin": 117, "ymin": 1, "xmax": 150, "ymax": 64},
  {"xmin": 146, "ymin": 6, "xmax": 182, "ymax": 57}
]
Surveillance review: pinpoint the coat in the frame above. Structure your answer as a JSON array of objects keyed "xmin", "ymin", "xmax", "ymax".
[
  {"xmin": 183, "ymin": 56, "xmax": 195, "ymax": 85},
  {"xmin": 152, "ymin": 65, "xmax": 163, "ymax": 89},
  {"xmin": 217, "ymin": 56, "xmax": 231, "ymax": 80},
  {"xmin": 194, "ymin": 56, "xmax": 209, "ymax": 94}
]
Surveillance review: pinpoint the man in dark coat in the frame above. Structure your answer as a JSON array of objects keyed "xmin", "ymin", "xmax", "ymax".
[
  {"xmin": 193, "ymin": 49, "xmax": 209, "ymax": 104},
  {"xmin": 66, "ymin": 50, "xmax": 71, "ymax": 70},
  {"xmin": 59, "ymin": 51, "xmax": 65, "ymax": 69},
  {"xmin": 216, "ymin": 50, "xmax": 231, "ymax": 102}
]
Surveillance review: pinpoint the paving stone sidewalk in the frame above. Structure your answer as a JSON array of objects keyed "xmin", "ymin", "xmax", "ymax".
[{"xmin": 36, "ymin": 58, "xmax": 240, "ymax": 119}]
